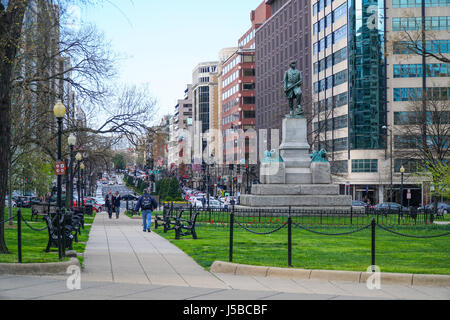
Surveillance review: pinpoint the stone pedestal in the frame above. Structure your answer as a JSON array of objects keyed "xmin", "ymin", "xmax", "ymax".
[
  {"xmin": 240, "ymin": 117, "xmax": 351, "ymax": 209},
  {"xmin": 311, "ymin": 162, "xmax": 332, "ymax": 184}
]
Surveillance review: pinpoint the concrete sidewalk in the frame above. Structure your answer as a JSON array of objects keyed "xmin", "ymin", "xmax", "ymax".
[
  {"xmin": 82, "ymin": 212, "xmax": 228, "ymax": 288},
  {"xmin": 2, "ymin": 211, "xmax": 447, "ymax": 300}
]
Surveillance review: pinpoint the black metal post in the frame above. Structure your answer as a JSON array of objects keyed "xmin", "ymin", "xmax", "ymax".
[
  {"xmin": 371, "ymin": 218, "xmax": 376, "ymax": 271},
  {"xmin": 57, "ymin": 118, "xmax": 63, "ymax": 260},
  {"xmin": 69, "ymin": 145, "xmax": 74, "ymax": 209},
  {"xmin": 81, "ymin": 167, "xmax": 84, "ymax": 208},
  {"xmin": 17, "ymin": 209, "xmax": 22, "ymax": 263},
  {"xmin": 350, "ymin": 206, "xmax": 353, "ymax": 225},
  {"xmin": 207, "ymin": 164, "xmax": 210, "ymax": 208},
  {"xmin": 77, "ymin": 162, "xmax": 81, "ymax": 208},
  {"xmin": 288, "ymin": 206, "xmax": 292, "ymax": 267},
  {"xmin": 229, "ymin": 206, "xmax": 235, "ymax": 262},
  {"xmin": 401, "ymin": 171, "xmax": 404, "ymax": 208}
]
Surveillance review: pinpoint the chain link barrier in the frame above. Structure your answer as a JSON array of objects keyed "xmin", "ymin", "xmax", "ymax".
[
  {"xmin": 0, "ymin": 214, "xmax": 18, "ymax": 224},
  {"xmin": 293, "ymin": 222, "xmax": 372, "ymax": 236},
  {"xmin": 376, "ymin": 223, "xmax": 450, "ymax": 238},
  {"xmin": 235, "ymin": 218, "xmax": 288, "ymax": 235}
]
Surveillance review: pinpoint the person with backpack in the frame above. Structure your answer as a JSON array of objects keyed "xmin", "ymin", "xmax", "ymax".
[{"xmin": 135, "ymin": 188, "xmax": 158, "ymax": 232}]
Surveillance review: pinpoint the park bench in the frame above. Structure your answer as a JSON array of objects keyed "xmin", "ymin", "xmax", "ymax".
[
  {"xmin": 43, "ymin": 214, "xmax": 74, "ymax": 252},
  {"xmin": 31, "ymin": 203, "xmax": 56, "ymax": 221},
  {"xmin": 174, "ymin": 210, "xmax": 199, "ymax": 240},
  {"xmin": 154, "ymin": 204, "xmax": 182, "ymax": 233},
  {"xmin": 64, "ymin": 211, "xmax": 83, "ymax": 242},
  {"xmin": 155, "ymin": 204, "xmax": 199, "ymax": 239}
]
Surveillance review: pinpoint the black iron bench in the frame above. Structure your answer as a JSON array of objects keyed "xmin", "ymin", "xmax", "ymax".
[
  {"xmin": 43, "ymin": 214, "xmax": 74, "ymax": 252},
  {"xmin": 154, "ymin": 204, "xmax": 183, "ymax": 233},
  {"xmin": 174, "ymin": 210, "xmax": 199, "ymax": 240},
  {"xmin": 155, "ymin": 204, "xmax": 199, "ymax": 239}
]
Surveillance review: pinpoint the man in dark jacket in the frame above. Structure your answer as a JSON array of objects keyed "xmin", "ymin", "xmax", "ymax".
[
  {"xmin": 114, "ymin": 191, "xmax": 121, "ymax": 219},
  {"xmin": 105, "ymin": 190, "xmax": 114, "ymax": 219},
  {"xmin": 135, "ymin": 188, "xmax": 158, "ymax": 232}
]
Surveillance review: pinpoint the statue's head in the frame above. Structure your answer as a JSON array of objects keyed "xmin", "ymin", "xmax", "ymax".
[{"xmin": 290, "ymin": 61, "xmax": 296, "ymax": 68}]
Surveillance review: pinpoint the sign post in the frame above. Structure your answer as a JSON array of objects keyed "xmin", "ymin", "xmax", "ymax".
[{"xmin": 56, "ymin": 161, "xmax": 66, "ymax": 176}]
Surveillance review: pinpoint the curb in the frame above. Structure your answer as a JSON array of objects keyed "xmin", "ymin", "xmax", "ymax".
[
  {"xmin": 210, "ymin": 261, "xmax": 450, "ymax": 287},
  {"xmin": 0, "ymin": 258, "xmax": 80, "ymax": 276}
]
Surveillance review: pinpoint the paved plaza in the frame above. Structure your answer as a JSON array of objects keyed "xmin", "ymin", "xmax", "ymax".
[{"xmin": 0, "ymin": 212, "xmax": 449, "ymax": 300}]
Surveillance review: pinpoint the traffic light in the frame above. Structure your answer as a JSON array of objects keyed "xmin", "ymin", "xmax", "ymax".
[
  {"xmin": 237, "ymin": 165, "xmax": 241, "ymax": 174},
  {"xmin": 233, "ymin": 177, "xmax": 237, "ymax": 183}
]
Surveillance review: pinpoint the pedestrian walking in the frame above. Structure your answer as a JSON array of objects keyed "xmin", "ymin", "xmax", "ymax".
[
  {"xmin": 135, "ymin": 188, "xmax": 158, "ymax": 232},
  {"xmin": 114, "ymin": 191, "xmax": 121, "ymax": 219},
  {"xmin": 105, "ymin": 190, "xmax": 114, "ymax": 219},
  {"xmin": 224, "ymin": 197, "xmax": 230, "ymax": 210},
  {"xmin": 201, "ymin": 196, "xmax": 206, "ymax": 208}
]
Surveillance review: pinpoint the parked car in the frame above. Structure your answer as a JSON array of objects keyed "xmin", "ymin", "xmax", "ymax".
[
  {"xmin": 121, "ymin": 194, "xmax": 139, "ymax": 201},
  {"xmin": 85, "ymin": 198, "xmax": 102, "ymax": 213},
  {"xmin": 418, "ymin": 202, "xmax": 450, "ymax": 216},
  {"xmin": 5, "ymin": 196, "xmax": 17, "ymax": 208},
  {"xmin": 207, "ymin": 199, "xmax": 223, "ymax": 209},
  {"xmin": 16, "ymin": 196, "xmax": 31, "ymax": 208},
  {"xmin": 374, "ymin": 202, "xmax": 409, "ymax": 213},
  {"xmin": 352, "ymin": 200, "xmax": 374, "ymax": 209}
]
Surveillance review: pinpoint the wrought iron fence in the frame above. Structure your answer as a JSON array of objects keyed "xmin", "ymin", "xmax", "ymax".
[{"xmin": 161, "ymin": 203, "xmax": 450, "ymax": 268}]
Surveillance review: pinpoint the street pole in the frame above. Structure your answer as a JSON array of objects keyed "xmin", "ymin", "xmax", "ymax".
[
  {"xmin": 400, "ymin": 166, "xmax": 405, "ymax": 207},
  {"xmin": 69, "ymin": 145, "xmax": 74, "ymax": 209},
  {"xmin": 389, "ymin": 128, "xmax": 393, "ymax": 202},
  {"xmin": 77, "ymin": 163, "xmax": 81, "ymax": 208},
  {"xmin": 53, "ymin": 101, "xmax": 66, "ymax": 262}
]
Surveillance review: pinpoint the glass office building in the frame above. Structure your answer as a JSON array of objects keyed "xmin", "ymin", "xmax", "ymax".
[
  {"xmin": 311, "ymin": 0, "xmax": 450, "ymax": 205},
  {"xmin": 348, "ymin": 0, "xmax": 387, "ymax": 150}
]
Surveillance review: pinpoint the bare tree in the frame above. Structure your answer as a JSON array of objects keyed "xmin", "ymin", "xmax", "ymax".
[{"xmin": 0, "ymin": 0, "xmax": 155, "ymax": 254}]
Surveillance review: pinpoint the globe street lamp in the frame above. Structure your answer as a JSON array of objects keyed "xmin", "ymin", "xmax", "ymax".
[
  {"xmin": 400, "ymin": 165, "xmax": 405, "ymax": 207},
  {"xmin": 75, "ymin": 152, "xmax": 82, "ymax": 208},
  {"xmin": 67, "ymin": 134, "xmax": 76, "ymax": 209},
  {"xmin": 53, "ymin": 100, "xmax": 66, "ymax": 261}
]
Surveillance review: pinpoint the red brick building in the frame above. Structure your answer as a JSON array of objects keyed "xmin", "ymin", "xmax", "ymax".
[{"xmin": 219, "ymin": 1, "xmax": 270, "ymax": 165}]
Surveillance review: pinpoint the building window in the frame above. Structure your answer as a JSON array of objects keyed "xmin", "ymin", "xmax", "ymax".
[
  {"xmin": 352, "ymin": 159, "xmax": 378, "ymax": 173},
  {"xmin": 243, "ymin": 69, "xmax": 255, "ymax": 77},
  {"xmin": 243, "ymin": 83, "xmax": 255, "ymax": 90},
  {"xmin": 393, "ymin": 87, "xmax": 450, "ymax": 101},
  {"xmin": 394, "ymin": 159, "xmax": 423, "ymax": 173},
  {"xmin": 394, "ymin": 40, "xmax": 450, "ymax": 54},
  {"xmin": 393, "ymin": 0, "xmax": 450, "ymax": 7},
  {"xmin": 242, "ymin": 96, "xmax": 256, "ymax": 105},
  {"xmin": 331, "ymin": 160, "xmax": 348, "ymax": 174},
  {"xmin": 243, "ymin": 110, "xmax": 255, "ymax": 118}
]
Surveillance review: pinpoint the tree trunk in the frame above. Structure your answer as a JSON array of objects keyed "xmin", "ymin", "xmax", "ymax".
[{"xmin": 0, "ymin": 1, "xmax": 28, "ymax": 253}]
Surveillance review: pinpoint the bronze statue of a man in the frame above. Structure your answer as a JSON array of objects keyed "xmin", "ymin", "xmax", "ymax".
[{"xmin": 283, "ymin": 61, "xmax": 303, "ymax": 117}]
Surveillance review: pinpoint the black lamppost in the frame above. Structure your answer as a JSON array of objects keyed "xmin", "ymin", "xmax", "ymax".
[
  {"xmin": 382, "ymin": 125, "xmax": 393, "ymax": 201},
  {"xmin": 400, "ymin": 165, "xmax": 405, "ymax": 207},
  {"xmin": 75, "ymin": 152, "xmax": 82, "ymax": 208},
  {"xmin": 80, "ymin": 162, "xmax": 85, "ymax": 207},
  {"xmin": 53, "ymin": 100, "xmax": 66, "ymax": 261},
  {"xmin": 68, "ymin": 134, "xmax": 76, "ymax": 209}
]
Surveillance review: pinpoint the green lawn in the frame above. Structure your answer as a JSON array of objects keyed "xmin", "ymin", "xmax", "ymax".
[
  {"xmin": 1, "ymin": 207, "xmax": 95, "ymax": 264},
  {"xmin": 154, "ymin": 221, "xmax": 450, "ymax": 275}
]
